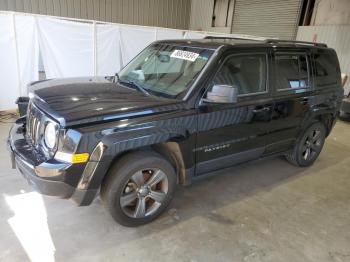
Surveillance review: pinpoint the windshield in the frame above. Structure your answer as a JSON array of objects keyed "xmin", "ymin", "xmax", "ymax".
[{"xmin": 118, "ymin": 43, "xmax": 214, "ymax": 99}]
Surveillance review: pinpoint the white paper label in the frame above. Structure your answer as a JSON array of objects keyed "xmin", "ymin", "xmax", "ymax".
[{"xmin": 170, "ymin": 50, "xmax": 200, "ymax": 62}]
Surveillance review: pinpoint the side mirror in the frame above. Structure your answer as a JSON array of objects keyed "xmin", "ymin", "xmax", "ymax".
[{"xmin": 203, "ymin": 85, "xmax": 238, "ymax": 104}]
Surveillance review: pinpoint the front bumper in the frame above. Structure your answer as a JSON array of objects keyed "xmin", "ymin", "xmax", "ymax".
[{"xmin": 7, "ymin": 123, "xmax": 97, "ymax": 205}]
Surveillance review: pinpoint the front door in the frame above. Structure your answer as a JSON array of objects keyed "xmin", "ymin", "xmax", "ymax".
[{"xmin": 195, "ymin": 51, "xmax": 273, "ymax": 175}]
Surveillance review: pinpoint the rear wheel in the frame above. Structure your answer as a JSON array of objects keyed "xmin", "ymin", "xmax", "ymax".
[
  {"xmin": 285, "ymin": 122, "xmax": 326, "ymax": 167},
  {"xmin": 101, "ymin": 151, "xmax": 176, "ymax": 227}
]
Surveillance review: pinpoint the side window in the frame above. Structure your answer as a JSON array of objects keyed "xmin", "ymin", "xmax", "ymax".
[
  {"xmin": 275, "ymin": 54, "xmax": 310, "ymax": 90},
  {"xmin": 210, "ymin": 54, "xmax": 267, "ymax": 95},
  {"xmin": 314, "ymin": 51, "xmax": 340, "ymax": 88}
]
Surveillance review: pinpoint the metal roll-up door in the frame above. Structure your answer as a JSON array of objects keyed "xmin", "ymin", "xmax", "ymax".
[{"xmin": 232, "ymin": 0, "xmax": 302, "ymax": 40}]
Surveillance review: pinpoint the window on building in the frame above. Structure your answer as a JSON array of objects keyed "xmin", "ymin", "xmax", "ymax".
[
  {"xmin": 299, "ymin": 0, "xmax": 316, "ymax": 26},
  {"xmin": 212, "ymin": 0, "xmax": 234, "ymax": 27}
]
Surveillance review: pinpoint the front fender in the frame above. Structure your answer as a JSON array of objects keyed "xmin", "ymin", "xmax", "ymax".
[
  {"xmin": 73, "ymin": 109, "xmax": 198, "ymax": 205},
  {"xmin": 102, "ymin": 125, "xmax": 188, "ymax": 154},
  {"xmin": 79, "ymin": 122, "xmax": 195, "ymax": 197}
]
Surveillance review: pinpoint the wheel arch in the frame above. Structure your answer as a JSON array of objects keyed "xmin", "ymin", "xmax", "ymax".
[
  {"xmin": 151, "ymin": 141, "xmax": 187, "ymax": 185},
  {"xmin": 312, "ymin": 112, "xmax": 337, "ymax": 136},
  {"xmin": 304, "ymin": 106, "xmax": 337, "ymax": 137},
  {"xmin": 100, "ymin": 141, "xmax": 187, "ymax": 190},
  {"xmin": 90, "ymin": 127, "xmax": 191, "ymax": 197}
]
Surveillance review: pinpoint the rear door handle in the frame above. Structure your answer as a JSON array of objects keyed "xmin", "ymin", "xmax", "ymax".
[
  {"xmin": 253, "ymin": 107, "xmax": 270, "ymax": 113},
  {"xmin": 298, "ymin": 97, "xmax": 309, "ymax": 105},
  {"xmin": 327, "ymin": 95, "xmax": 338, "ymax": 102}
]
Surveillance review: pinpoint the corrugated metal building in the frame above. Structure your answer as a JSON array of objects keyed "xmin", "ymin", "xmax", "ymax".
[
  {"xmin": 189, "ymin": 0, "xmax": 213, "ymax": 32},
  {"xmin": 1, "ymin": 0, "xmax": 305, "ymax": 39},
  {"xmin": 190, "ymin": 0, "xmax": 303, "ymax": 39},
  {"xmin": 0, "ymin": 0, "xmax": 191, "ymax": 29},
  {"xmin": 232, "ymin": 0, "xmax": 302, "ymax": 39}
]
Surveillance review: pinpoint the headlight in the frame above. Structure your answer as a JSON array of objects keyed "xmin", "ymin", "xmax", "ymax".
[{"xmin": 44, "ymin": 122, "xmax": 57, "ymax": 149}]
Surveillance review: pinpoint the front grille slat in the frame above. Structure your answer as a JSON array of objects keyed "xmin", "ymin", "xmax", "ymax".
[
  {"xmin": 32, "ymin": 117, "xmax": 37, "ymax": 142},
  {"xmin": 29, "ymin": 113, "xmax": 33, "ymax": 139},
  {"xmin": 35, "ymin": 119, "xmax": 41, "ymax": 145},
  {"xmin": 27, "ymin": 105, "xmax": 32, "ymax": 139},
  {"xmin": 26, "ymin": 102, "xmax": 44, "ymax": 148}
]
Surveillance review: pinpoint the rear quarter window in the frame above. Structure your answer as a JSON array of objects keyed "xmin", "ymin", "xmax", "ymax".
[{"xmin": 313, "ymin": 50, "xmax": 341, "ymax": 88}]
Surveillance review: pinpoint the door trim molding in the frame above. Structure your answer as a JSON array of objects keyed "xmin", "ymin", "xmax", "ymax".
[{"xmin": 196, "ymin": 147, "xmax": 265, "ymax": 175}]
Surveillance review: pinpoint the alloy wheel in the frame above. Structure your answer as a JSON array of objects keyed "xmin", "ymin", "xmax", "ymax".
[
  {"xmin": 120, "ymin": 168, "xmax": 169, "ymax": 218},
  {"xmin": 301, "ymin": 128, "xmax": 323, "ymax": 161}
]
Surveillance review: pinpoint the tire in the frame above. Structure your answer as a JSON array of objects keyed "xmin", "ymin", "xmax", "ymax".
[
  {"xmin": 285, "ymin": 122, "xmax": 326, "ymax": 167},
  {"xmin": 100, "ymin": 150, "xmax": 176, "ymax": 227}
]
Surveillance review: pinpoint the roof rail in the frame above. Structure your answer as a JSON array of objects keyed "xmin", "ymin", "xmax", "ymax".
[
  {"xmin": 265, "ymin": 39, "xmax": 327, "ymax": 47},
  {"xmin": 204, "ymin": 36, "xmax": 328, "ymax": 47},
  {"xmin": 204, "ymin": 35, "xmax": 268, "ymax": 41}
]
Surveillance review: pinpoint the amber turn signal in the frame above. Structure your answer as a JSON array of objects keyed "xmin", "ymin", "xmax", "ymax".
[
  {"xmin": 71, "ymin": 153, "xmax": 90, "ymax": 163},
  {"xmin": 55, "ymin": 152, "xmax": 90, "ymax": 164}
]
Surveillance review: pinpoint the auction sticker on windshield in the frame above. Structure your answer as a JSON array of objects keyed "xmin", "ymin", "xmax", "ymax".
[{"xmin": 171, "ymin": 50, "xmax": 200, "ymax": 62}]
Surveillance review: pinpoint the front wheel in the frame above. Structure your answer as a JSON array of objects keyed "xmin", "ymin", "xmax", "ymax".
[
  {"xmin": 285, "ymin": 122, "xmax": 326, "ymax": 167},
  {"xmin": 101, "ymin": 151, "xmax": 176, "ymax": 227}
]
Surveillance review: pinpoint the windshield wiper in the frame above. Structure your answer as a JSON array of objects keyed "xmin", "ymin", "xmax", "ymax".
[{"xmin": 119, "ymin": 79, "xmax": 150, "ymax": 96}]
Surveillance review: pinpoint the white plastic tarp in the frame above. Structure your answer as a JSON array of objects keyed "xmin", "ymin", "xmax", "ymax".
[
  {"xmin": 156, "ymin": 28, "xmax": 184, "ymax": 40},
  {"xmin": 183, "ymin": 31, "xmax": 207, "ymax": 39},
  {"xmin": 96, "ymin": 24, "xmax": 122, "ymax": 76},
  {"xmin": 0, "ymin": 14, "xmax": 19, "ymax": 110},
  {"xmin": 15, "ymin": 15, "xmax": 39, "ymax": 95},
  {"xmin": 37, "ymin": 18, "xmax": 203, "ymax": 78},
  {"xmin": 0, "ymin": 12, "xmax": 234, "ymax": 110},
  {"xmin": 120, "ymin": 26, "xmax": 156, "ymax": 65},
  {"xmin": 0, "ymin": 14, "xmax": 39, "ymax": 110},
  {"xmin": 37, "ymin": 17, "xmax": 94, "ymax": 78}
]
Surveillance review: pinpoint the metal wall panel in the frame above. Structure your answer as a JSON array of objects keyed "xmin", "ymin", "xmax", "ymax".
[
  {"xmin": 297, "ymin": 25, "xmax": 350, "ymax": 94},
  {"xmin": 232, "ymin": 0, "xmax": 302, "ymax": 40},
  {"xmin": 189, "ymin": 0, "xmax": 213, "ymax": 31},
  {"xmin": 0, "ymin": 0, "xmax": 191, "ymax": 29}
]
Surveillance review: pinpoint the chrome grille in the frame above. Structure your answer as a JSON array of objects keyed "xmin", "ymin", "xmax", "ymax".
[{"xmin": 26, "ymin": 102, "xmax": 44, "ymax": 148}]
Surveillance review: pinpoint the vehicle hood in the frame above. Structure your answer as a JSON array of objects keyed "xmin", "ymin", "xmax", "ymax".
[{"xmin": 29, "ymin": 77, "xmax": 183, "ymax": 127}]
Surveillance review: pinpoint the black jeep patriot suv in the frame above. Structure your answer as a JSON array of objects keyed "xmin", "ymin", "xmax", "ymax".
[{"xmin": 8, "ymin": 37, "xmax": 343, "ymax": 226}]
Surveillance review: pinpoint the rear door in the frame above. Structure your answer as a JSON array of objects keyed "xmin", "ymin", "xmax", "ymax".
[{"xmin": 265, "ymin": 49, "xmax": 314, "ymax": 154}]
